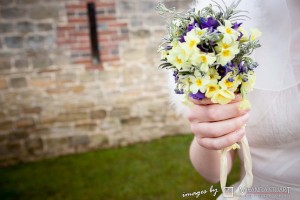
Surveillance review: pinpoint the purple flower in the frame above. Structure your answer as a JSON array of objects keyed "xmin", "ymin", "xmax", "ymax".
[
  {"xmin": 180, "ymin": 21, "xmax": 199, "ymax": 43},
  {"xmin": 180, "ymin": 34, "xmax": 186, "ymax": 43},
  {"xmin": 189, "ymin": 91, "xmax": 205, "ymax": 100},
  {"xmin": 237, "ymin": 31, "xmax": 244, "ymax": 41},
  {"xmin": 175, "ymin": 89, "xmax": 184, "ymax": 94},
  {"xmin": 218, "ymin": 63, "xmax": 233, "ymax": 78},
  {"xmin": 173, "ymin": 71, "xmax": 179, "ymax": 82},
  {"xmin": 232, "ymin": 22, "xmax": 242, "ymax": 30},
  {"xmin": 200, "ymin": 17, "xmax": 219, "ymax": 30},
  {"xmin": 238, "ymin": 63, "xmax": 246, "ymax": 74}
]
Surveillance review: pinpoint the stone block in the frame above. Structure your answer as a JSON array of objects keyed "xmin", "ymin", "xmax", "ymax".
[
  {"xmin": 27, "ymin": 35, "xmax": 54, "ymax": 48},
  {"xmin": 0, "ymin": 59, "xmax": 11, "ymax": 72},
  {"xmin": 25, "ymin": 138, "xmax": 43, "ymax": 155},
  {"xmin": 70, "ymin": 135, "xmax": 90, "ymax": 147},
  {"xmin": 16, "ymin": 118, "xmax": 35, "ymax": 128},
  {"xmin": 101, "ymin": 118, "xmax": 121, "ymax": 130},
  {"xmin": 16, "ymin": 0, "xmax": 40, "ymax": 4},
  {"xmin": 118, "ymin": 0, "xmax": 136, "ymax": 13},
  {"xmin": 91, "ymin": 110, "xmax": 107, "ymax": 119},
  {"xmin": 29, "ymin": 6, "xmax": 59, "ymax": 20},
  {"xmin": 37, "ymin": 23, "xmax": 53, "ymax": 31},
  {"xmin": 15, "ymin": 58, "xmax": 29, "ymax": 69},
  {"xmin": 0, "ymin": 112, "xmax": 5, "ymax": 120},
  {"xmin": 138, "ymin": 0, "xmax": 156, "ymax": 12},
  {"xmin": 8, "ymin": 130, "xmax": 29, "ymax": 140},
  {"xmin": 5, "ymin": 36, "xmax": 24, "ymax": 48},
  {"xmin": 0, "ymin": 120, "xmax": 13, "ymax": 131},
  {"xmin": 89, "ymin": 134, "xmax": 109, "ymax": 148},
  {"xmin": 1, "ymin": 7, "xmax": 26, "ymax": 19},
  {"xmin": 0, "ymin": 0, "xmax": 13, "ymax": 5},
  {"xmin": 29, "ymin": 76, "xmax": 52, "ymax": 87},
  {"xmin": 16, "ymin": 21, "xmax": 34, "ymax": 33},
  {"xmin": 0, "ymin": 23, "xmax": 13, "ymax": 33},
  {"xmin": 131, "ymin": 29, "xmax": 151, "ymax": 38},
  {"xmin": 32, "ymin": 56, "xmax": 52, "ymax": 68},
  {"xmin": 0, "ymin": 79, "xmax": 8, "ymax": 89},
  {"xmin": 110, "ymin": 107, "xmax": 130, "ymax": 117},
  {"xmin": 6, "ymin": 141, "xmax": 22, "ymax": 155},
  {"xmin": 56, "ymin": 73, "xmax": 77, "ymax": 83},
  {"xmin": 57, "ymin": 112, "xmax": 88, "ymax": 122},
  {"xmin": 23, "ymin": 107, "xmax": 42, "ymax": 114},
  {"xmin": 121, "ymin": 117, "xmax": 142, "ymax": 126},
  {"xmin": 75, "ymin": 122, "xmax": 97, "ymax": 131},
  {"xmin": 71, "ymin": 85, "xmax": 85, "ymax": 93},
  {"xmin": 10, "ymin": 77, "xmax": 27, "ymax": 88},
  {"xmin": 63, "ymin": 102, "xmax": 94, "ymax": 112},
  {"xmin": 45, "ymin": 137, "xmax": 70, "ymax": 152}
]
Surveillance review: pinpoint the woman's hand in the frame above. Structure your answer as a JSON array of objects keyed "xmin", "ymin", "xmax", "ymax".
[{"xmin": 187, "ymin": 95, "xmax": 250, "ymax": 150}]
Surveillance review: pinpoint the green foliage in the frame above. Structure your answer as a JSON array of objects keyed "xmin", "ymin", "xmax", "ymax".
[{"xmin": 0, "ymin": 135, "xmax": 241, "ymax": 200}]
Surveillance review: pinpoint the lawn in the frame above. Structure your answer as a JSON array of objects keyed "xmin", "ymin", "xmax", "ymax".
[{"xmin": 0, "ymin": 135, "xmax": 240, "ymax": 200}]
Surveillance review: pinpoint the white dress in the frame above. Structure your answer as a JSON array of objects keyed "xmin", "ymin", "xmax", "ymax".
[
  {"xmin": 191, "ymin": 0, "xmax": 300, "ymax": 199},
  {"xmin": 217, "ymin": 86, "xmax": 300, "ymax": 200}
]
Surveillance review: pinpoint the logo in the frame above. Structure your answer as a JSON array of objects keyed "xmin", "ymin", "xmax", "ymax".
[{"xmin": 223, "ymin": 187, "xmax": 234, "ymax": 198}]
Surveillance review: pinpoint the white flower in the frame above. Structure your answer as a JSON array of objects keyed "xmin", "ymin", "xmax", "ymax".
[
  {"xmin": 167, "ymin": 45, "xmax": 189, "ymax": 70},
  {"xmin": 191, "ymin": 50, "xmax": 216, "ymax": 72},
  {"xmin": 219, "ymin": 72, "xmax": 242, "ymax": 92},
  {"xmin": 250, "ymin": 28, "xmax": 262, "ymax": 41},
  {"xmin": 217, "ymin": 20, "xmax": 240, "ymax": 44},
  {"xmin": 189, "ymin": 75, "xmax": 210, "ymax": 94},
  {"xmin": 216, "ymin": 46, "xmax": 240, "ymax": 66},
  {"xmin": 182, "ymin": 30, "xmax": 201, "ymax": 57}
]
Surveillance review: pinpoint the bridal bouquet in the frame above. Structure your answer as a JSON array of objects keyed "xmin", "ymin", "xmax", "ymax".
[{"xmin": 157, "ymin": 0, "xmax": 261, "ymax": 198}]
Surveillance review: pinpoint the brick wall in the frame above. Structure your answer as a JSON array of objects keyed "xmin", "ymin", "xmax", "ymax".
[{"xmin": 0, "ymin": 0, "xmax": 192, "ymax": 166}]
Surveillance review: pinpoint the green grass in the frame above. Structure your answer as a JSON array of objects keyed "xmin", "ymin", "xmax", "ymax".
[{"xmin": 0, "ymin": 135, "xmax": 240, "ymax": 200}]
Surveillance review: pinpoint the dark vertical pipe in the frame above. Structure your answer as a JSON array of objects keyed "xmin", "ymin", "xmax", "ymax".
[{"xmin": 87, "ymin": 2, "xmax": 100, "ymax": 65}]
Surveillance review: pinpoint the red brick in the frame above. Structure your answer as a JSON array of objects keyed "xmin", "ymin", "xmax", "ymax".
[
  {"xmin": 97, "ymin": 16, "xmax": 116, "ymax": 22},
  {"xmin": 73, "ymin": 59, "xmax": 91, "ymax": 65},
  {"xmin": 96, "ymin": 2, "xmax": 115, "ymax": 8},
  {"xmin": 66, "ymin": 3, "xmax": 86, "ymax": 10},
  {"xmin": 68, "ymin": 18, "xmax": 88, "ymax": 24},
  {"xmin": 108, "ymin": 22, "xmax": 127, "ymax": 28}
]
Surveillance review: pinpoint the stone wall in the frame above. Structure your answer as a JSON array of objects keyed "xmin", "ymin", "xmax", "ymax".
[{"xmin": 0, "ymin": 0, "xmax": 192, "ymax": 166}]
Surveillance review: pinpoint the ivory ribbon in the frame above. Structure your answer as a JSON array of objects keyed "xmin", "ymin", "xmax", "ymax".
[{"xmin": 220, "ymin": 136, "xmax": 253, "ymax": 199}]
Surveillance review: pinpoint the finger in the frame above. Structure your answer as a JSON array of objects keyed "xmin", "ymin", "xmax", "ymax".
[
  {"xmin": 187, "ymin": 101, "xmax": 250, "ymax": 123},
  {"xmin": 189, "ymin": 94, "xmax": 242, "ymax": 106},
  {"xmin": 196, "ymin": 127, "xmax": 246, "ymax": 150},
  {"xmin": 190, "ymin": 113, "xmax": 250, "ymax": 138}
]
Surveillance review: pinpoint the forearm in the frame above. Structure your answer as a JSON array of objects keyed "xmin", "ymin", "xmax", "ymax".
[{"xmin": 189, "ymin": 137, "xmax": 234, "ymax": 183}]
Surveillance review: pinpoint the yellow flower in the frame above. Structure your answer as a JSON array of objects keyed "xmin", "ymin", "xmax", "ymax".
[
  {"xmin": 191, "ymin": 50, "xmax": 216, "ymax": 72},
  {"xmin": 219, "ymin": 72, "xmax": 241, "ymax": 92},
  {"xmin": 215, "ymin": 40, "xmax": 239, "ymax": 53},
  {"xmin": 216, "ymin": 46, "xmax": 240, "ymax": 66},
  {"xmin": 239, "ymin": 99, "xmax": 251, "ymax": 110},
  {"xmin": 167, "ymin": 45, "xmax": 189, "ymax": 70},
  {"xmin": 205, "ymin": 82, "xmax": 220, "ymax": 98},
  {"xmin": 238, "ymin": 27, "xmax": 250, "ymax": 42},
  {"xmin": 182, "ymin": 29, "xmax": 201, "ymax": 56},
  {"xmin": 189, "ymin": 75, "xmax": 210, "ymax": 94},
  {"xmin": 242, "ymin": 72, "xmax": 256, "ymax": 93},
  {"xmin": 250, "ymin": 28, "xmax": 262, "ymax": 41},
  {"xmin": 211, "ymin": 89, "xmax": 235, "ymax": 105},
  {"xmin": 208, "ymin": 68, "xmax": 221, "ymax": 84},
  {"xmin": 194, "ymin": 27, "xmax": 208, "ymax": 37},
  {"xmin": 217, "ymin": 20, "xmax": 240, "ymax": 44}
]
